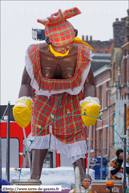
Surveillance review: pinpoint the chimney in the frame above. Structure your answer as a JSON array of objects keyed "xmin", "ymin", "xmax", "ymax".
[
  {"xmin": 126, "ymin": 9, "xmax": 129, "ymax": 41},
  {"xmin": 90, "ymin": 36, "xmax": 92, "ymax": 41},
  {"xmin": 82, "ymin": 35, "xmax": 84, "ymax": 41},
  {"xmin": 113, "ymin": 18, "xmax": 124, "ymax": 47},
  {"xmin": 86, "ymin": 36, "xmax": 88, "ymax": 41}
]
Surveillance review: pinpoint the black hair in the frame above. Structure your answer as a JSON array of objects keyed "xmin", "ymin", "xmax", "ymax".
[{"xmin": 45, "ymin": 37, "xmax": 52, "ymax": 45}]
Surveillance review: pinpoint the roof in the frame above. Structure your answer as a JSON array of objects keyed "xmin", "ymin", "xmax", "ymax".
[
  {"xmin": 91, "ymin": 53, "xmax": 111, "ymax": 72},
  {"xmin": 86, "ymin": 40, "xmax": 113, "ymax": 54},
  {"xmin": 83, "ymin": 39, "xmax": 113, "ymax": 73},
  {"xmin": 91, "ymin": 62, "xmax": 110, "ymax": 73},
  {"xmin": 93, "ymin": 65, "xmax": 111, "ymax": 77}
]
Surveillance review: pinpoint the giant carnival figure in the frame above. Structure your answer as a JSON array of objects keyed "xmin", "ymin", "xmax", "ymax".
[{"xmin": 13, "ymin": 7, "xmax": 101, "ymax": 180}]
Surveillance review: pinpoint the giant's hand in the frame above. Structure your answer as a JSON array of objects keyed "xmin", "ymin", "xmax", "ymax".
[
  {"xmin": 80, "ymin": 97, "xmax": 101, "ymax": 126},
  {"xmin": 13, "ymin": 97, "xmax": 32, "ymax": 128}
]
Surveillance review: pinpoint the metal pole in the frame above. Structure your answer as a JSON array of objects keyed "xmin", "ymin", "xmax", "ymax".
[
  {"xmin": 22, "ymin": 128, "xmax": 31, "ymax": 168},
  {"xmin": 100, "ymin": 122, "xmax": 103, "ymax": 180},
  {"xmin": 107, "ymin": 92, "xmax": 110, "ymax": 162},
  {"xmin": 50, "ymin": 152, "xmax": 53, "ymax": 168},
  {"xmin": 6, "ymin": 101, "xmax": 10, "ymax": 181},
  {"xmin": 75, "ymin": 166, "xmax": 81, "ymax": 193},
  {"xmin": 124, "ymin": 103, "xmax": 126, "ymax": 193},
  {"xmin": 87, "ymin": 126, "xmax": 91, "ymax": 174}
]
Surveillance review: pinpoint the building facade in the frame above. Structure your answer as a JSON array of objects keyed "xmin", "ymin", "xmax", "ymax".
[{"xmin": 83, "ymin": 9, "xmax": 129, "ymax": 166}]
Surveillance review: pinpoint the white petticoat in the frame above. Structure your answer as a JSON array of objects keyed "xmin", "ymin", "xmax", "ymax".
[{"xmin": 27, "ymin": 126, "xmax": 87, "ymax": 164}]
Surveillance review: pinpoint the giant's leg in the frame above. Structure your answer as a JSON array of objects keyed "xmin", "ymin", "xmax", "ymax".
[
  {"xmin": 73, "ymin": 158, "xmax": 85, "ymax": 180},
  {"xmin": 30, "ymin": 149, "xmax": 48, "ymax": 179}
]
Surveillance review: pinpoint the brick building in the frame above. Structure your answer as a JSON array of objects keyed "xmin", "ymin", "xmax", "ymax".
[
  {"xmin": 83, "ymin": 9, "xmax": 129, "ymax": 165},
  {"xmin": 121, "ymin": 9, "xmax": 129, "ymax": 99},
  {"xmin": 109, "ymin": 9, "xmax": 129, "ymax": 159},
  {"xmin": 81, "ymin": 36, "xmax": 113, "ymax": 161}
]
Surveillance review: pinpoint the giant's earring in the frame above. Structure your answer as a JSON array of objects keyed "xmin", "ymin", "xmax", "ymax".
[{"xmin": 46, "ymin": 45, "xmax": 50, "ymax": 52}]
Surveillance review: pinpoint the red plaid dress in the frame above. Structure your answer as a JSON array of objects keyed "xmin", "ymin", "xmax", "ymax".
[{"xmin": 27, "ymin": 44, "xmax": 91, "ymax": 144}]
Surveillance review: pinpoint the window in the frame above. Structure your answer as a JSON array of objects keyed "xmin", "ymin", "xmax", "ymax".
[
  {"xmin": 86, "ymin": 126, "xmax": 94, "ymax": 151},
  {"xmin": 105, "ymin": 127, "xmax": 107, "ymax": 156},
  {"xmin": 99, "ymin": 85, "xmax": 103, "ymax": 109},
  {"xmin": 106, "ymin": 82, "xmax": 109, "ymax": 107},
  {"xmin": 125, "ymin": 92, "xmax": 127, "ymax": 99},
  {"xmin": 95, "ymin": 128, "xmax": 103, "ymax": 157},
  {"xmin": 124, "ymin": 49, "xmax": 127, "ymax": 83},
  {"xmin": 113, "ymin": 62, "xmax": 116, "ymax": 83},
  {"xmin": 112, "ymin": 114, "xmax": 115, "ymax": 143},
  {"xmin": 98, "ymin": 129, "xmax": 102, "ymax": 156},
  {"xmin": 96, "ymin": 125, "xmax": 109, "ymax": 156},
  {"xmin": 124, "ymin": 58, "xmax": 127, "ymax": 83}
]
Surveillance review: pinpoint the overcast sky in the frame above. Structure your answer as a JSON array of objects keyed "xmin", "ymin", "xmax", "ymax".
[{"xmin": 1, "ymin": 1, "xmax": 128, "ymax": 105}]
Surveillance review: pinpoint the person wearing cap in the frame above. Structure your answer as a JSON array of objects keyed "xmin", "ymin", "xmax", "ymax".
[
  {"xmin": 109, "ymin": 149, "xmax": 124, "ymax": 180},
  {"xmin": 69, "ymin": 174, "xmax": 97, "ymax": 193},
  {"xmin": 13, "ymin": 7, "xmax": 96, "ymax": 180}
]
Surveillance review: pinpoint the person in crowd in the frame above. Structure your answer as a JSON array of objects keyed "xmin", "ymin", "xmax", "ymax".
[
  {"xmin": 122, "ymin": 155, "xmax": 129, "ymax": 192},
  {"xmin": 109, "ymin": 149, "xmax": 124, "ymax": 180},
  {"xmin": 0, "ymin": 178, "xmax": 12, "ymax": 193},
  {"xmin": 69, "ymin": 174, "xmax": 97, "ymax": 193}
]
